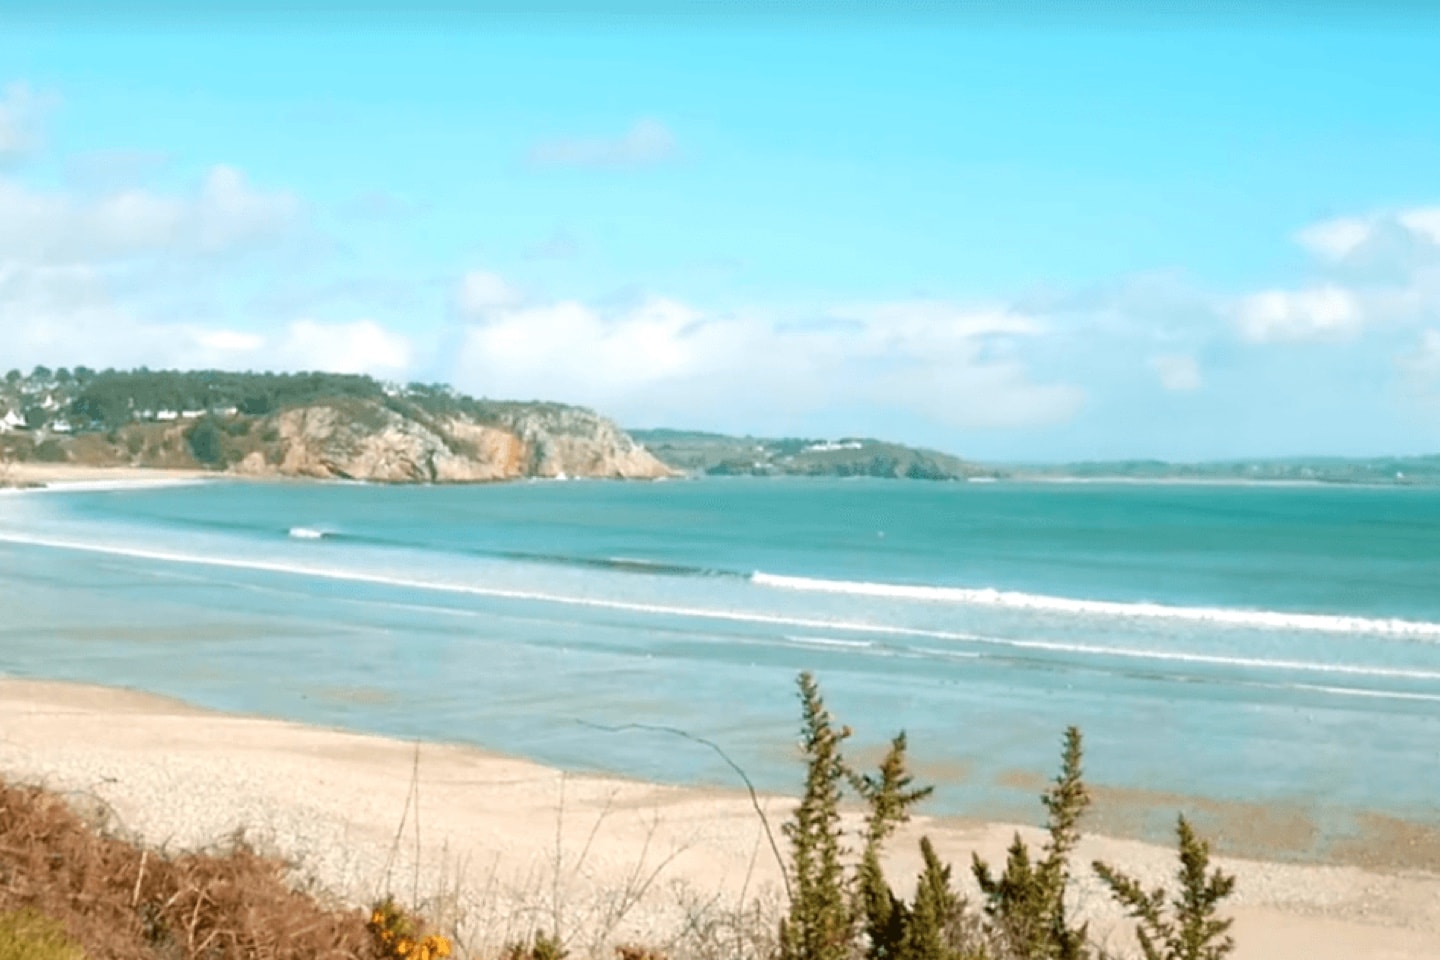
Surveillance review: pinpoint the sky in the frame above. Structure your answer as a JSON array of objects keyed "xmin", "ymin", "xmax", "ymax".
[{"xmin": 2, "ymin": 3, "xmax": 1440, "ymax": 461}]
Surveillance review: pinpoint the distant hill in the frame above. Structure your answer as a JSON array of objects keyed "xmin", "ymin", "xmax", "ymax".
[
  {"xmin": 630, "ymin": 428, "xmax": 991, "ymax": 480},
  {"xmin": 1003, "ymin": 456, "xmax": 1440, "ymax": 485},
  {"xmin": 0, "ymin": 368, "xmax": 673, "ymax": 483}
]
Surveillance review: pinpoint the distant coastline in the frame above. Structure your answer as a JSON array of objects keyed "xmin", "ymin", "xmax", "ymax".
[{"xmin": 2, "ymin": 368, "xmax": 1436, "ymax": 486}]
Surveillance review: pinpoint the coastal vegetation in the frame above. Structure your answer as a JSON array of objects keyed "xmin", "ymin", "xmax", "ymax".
[
  {"xmin": 778, "ymin": 673, "xmax": 1236, "ymax": 960},
  {"xmin": 627, "ymin": 429, "xmax": 991, "ymax": 481},
  {"xmin": 0, "ymin": 672, "xmax": 1239, "ymax": 960}
]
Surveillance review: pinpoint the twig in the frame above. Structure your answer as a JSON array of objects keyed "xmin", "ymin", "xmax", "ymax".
[
  {"xmin": 573, "ymin": 719, "xmax": 792, "ymax": 902},
  {"xmin": 380, "ymin": 741, "xmax": 421, "ymax": 900},
  {"xmin": 412, "ymin": 741, "xmax": 422, "ymax": 908},
  {"xmin": 552, "ymin": 771, "xmax": 567, "ymax": 942},
  {"xmin": 131, "ymin": 849, "xmax": 148, "ymax": 908}
]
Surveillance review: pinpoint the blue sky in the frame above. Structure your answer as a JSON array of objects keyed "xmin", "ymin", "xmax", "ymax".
[{"xmin": 3, "ymin": 5, "xmax": 1440, "ymax": 460}]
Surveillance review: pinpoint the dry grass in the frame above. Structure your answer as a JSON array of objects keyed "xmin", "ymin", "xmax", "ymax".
[{"xmin": 0, "ymin": 779, "xmax": 376, "ymax": 959}]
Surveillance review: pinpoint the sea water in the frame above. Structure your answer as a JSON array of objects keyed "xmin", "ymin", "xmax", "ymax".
[{"xmin": 1, "ymin": 477, "xmax": 1437, "ymax": 852}]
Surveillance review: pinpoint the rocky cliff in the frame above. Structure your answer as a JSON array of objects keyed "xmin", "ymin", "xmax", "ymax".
[
  {"xmin": 0, "ymin": 374, "xmax": 676, "ymax": 484},
  {"xmin": 240, "ymin": 399, "xmax": 673, "ymax": 483}
]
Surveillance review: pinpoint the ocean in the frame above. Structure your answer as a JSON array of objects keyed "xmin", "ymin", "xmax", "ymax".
[{"xmin": 2, "ymin": 477, "xmax": 1437, "ymax": 856}]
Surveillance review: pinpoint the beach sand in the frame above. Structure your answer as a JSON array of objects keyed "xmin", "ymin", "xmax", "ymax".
[
  {"xmin": 0, "ymin": 463, "xmax": 214, "ymax": 488},
  {"xmin": 0, "ymin": 679, "xmax": 1435, "ymax": 958}
]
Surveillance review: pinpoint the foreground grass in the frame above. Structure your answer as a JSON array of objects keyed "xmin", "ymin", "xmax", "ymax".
[{"xmin": 0, "ymin": 778, "xmax": 385, "ymax": 959}]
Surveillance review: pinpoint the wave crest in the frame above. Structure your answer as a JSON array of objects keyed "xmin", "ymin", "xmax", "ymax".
[{"xmin": 750, "ymin": 571, "xmax": 1440, "ymax": 638}]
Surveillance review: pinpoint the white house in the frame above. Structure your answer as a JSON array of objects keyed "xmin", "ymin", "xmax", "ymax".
[
  {"xmin": 0, "ymin": 409, "xmax": 25, "ymax": 432},
  {"xmin": 156, "ymin": 410, "xmax": 179, "ymax": 421},
  {"xmin": 50, "ymin": 419, "xmax": 73, "ymax": 434}
]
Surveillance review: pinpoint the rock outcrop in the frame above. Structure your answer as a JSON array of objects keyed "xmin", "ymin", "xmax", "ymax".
[
  {"xmin": 235, "ymin": 400, "xmax": 676, "ymax": 483},
  {"xmin": 6, "ymin": 394, "xmax": 676, "ymax": 484}
]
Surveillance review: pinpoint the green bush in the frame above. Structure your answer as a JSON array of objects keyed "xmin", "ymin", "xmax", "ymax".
[
  {"xmin": 1094, "ymin": 817, "xmax": 1236, "ymax": 960},
  {"xmin": 779, "ymin": 674, "xmax": 1236, "ymax": 960},
  {"xmin": 0, "ymin": 910, "xmax": 85, "ymax": 960},
  {"xmin": 187, "ymin": 418, "xmax": 225, "ymax": 465},
  {"xmin": 972, "ymin": 727, "xmax": 1091, "ymax": 960}
]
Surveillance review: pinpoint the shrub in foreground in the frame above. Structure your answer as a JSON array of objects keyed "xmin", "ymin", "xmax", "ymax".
[{"xmin": 777, "ymin": 672, "xmax": 1237, "ymax": 960}]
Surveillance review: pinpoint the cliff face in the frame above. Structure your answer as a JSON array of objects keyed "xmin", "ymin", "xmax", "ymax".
[
  {"xmin": 239, "ymin": 401, "xmax": 674, "ymax": 483},
  {"xmin": 3, "ymin": 395, "xmax": 676, "ymax": 484}
]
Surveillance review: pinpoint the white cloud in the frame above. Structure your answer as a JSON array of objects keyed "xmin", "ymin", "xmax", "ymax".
[
  {"xmin": 1233, "ymin": 284, "xmax": 1366, "ymax": 343},
  {"xmin": 1148, "ymin": 353, "xmax": 1202, "ymax": 391},
  {"xmin": 1235, "ymin": 206, "xmax": 1440, "ymax": 348},
  {"xmin": 0, "ymin": 82, "xmax": 53, "ymax": 162},
  {"xmin": 1294, "ymin": 206, "xmax": 1440, "ymax": 264},
  {"xmin": 456, "ymin": 270, "xmax": 523, "ymax": 316},
  {"xmin": 0, "ymin": 165, "xmax": 299, "ymax": 264},
  {"xmin": 274, "ymin": 319, "xmax": 414, "ymax": 377},
  {"xmin": 450, "ymin": 275, "xmax": 1081, "ymax": 430},
  {"xmin": 1398, "ymin": 208, "xmax": 1440, "ymax": 246},
  {"xmin": 1398, "ymin": 329, "xmax": 1440, "ymax": 387},
  {"xmin": 0, "ymin": 261, "xmax": 412, "ymax": 378},
  {"xmin": 527, "ymin": 118, "xmax": 678, "ymax": 168},
  {"xmin": 1295, "ymin": 216, "xmax": 1373, "ymax": 262}
]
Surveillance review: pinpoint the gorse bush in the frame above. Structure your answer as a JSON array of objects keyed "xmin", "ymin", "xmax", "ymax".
[
  {"xmin": 778, "ymin": 673, "xmax": 1237, "ymax": 960},
  {"xmin": 368, "ymin": 896, "xmax": 453, "ymax": 959},
  {"xmin": 972, "ymin": 727, "xmax": 1091, "ymax": 960},
  {"xmin": 779, "ymin": 672, "xmax": 856, "ymax": 960},
  {"xmin": 504, "ymin": 930, "xmax": 568, "ymax": 960},
  {"xmin": 1093, "ymin": 818, "xmax": 1236, "ymax": 960}
]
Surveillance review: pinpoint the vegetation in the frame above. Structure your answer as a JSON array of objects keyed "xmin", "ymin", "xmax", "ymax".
[
  {"xmin": 0, "ymin": 367, "xmax": 633, "ymax": 479},
  {"xmin": 369, "ymin": 896, "xmax": 453, "ymax": 959},
  {"xmin": 0, "ymin": 910, "xmax": 86, "ymax": 960},
  {"xmin": 0, "ymin": 778, "xmax": 377, "ymax": 958},
  {"xmin": 971, "ymin": 727, "xmax": 1090, "ymax": 960},
  {"xmin": 777, "ymin": 673, "xmax": 1237, "ymax": 960},
  {"xmin": 1093, "ymin": 819, "xmax": 1236, "ymax": 960},
  {"xmin": 628, "ymin": 430, "xmax": 989, "ymax": 481}
]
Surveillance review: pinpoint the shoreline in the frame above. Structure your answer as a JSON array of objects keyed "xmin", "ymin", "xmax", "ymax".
[
  {"xmin": 2, "ymin": 461, "xmax": 1431, "ymax": 491},
  {"xmin": 0, "ymin": 677, "xmax": 1436, "ymax": 959},
  {"xmin": 0, "ymin": 463, "xmax": 217, "ymax": 491}
]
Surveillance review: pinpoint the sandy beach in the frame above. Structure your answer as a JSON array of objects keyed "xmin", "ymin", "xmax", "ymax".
[
  {"xmin": 0, "ymin": 463, "xmax": 215, "ymax": 489},
  {"xmin": 0, "ymin": 679, "xmax": 1434, "ymax": 959}
]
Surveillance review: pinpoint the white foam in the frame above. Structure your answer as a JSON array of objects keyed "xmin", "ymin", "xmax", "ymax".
[
  {"xmin": 1283, "ymin": 683, "xmax": 1440, "ymax": 704},
  {"xmin": 751, "ymin": 571, "xmax": 1440, "ymax": 639},
  {"xmin": 288, "ymin": 527, "xmax": 326, "ymax": 540},
  {"xmin": 782, "ymin": 635, "xmax": 876, "ymax": 650},
  {"xmin": 3, "ymin": 530, "xmax": 1437, "ymax": 685},
  {"xmin": 0, "ymin": 529, "xmax": 985, "ymax": 641}
]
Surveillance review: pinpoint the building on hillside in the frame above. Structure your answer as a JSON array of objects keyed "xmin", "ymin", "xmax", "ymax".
[{"xmin": 0, "ymin": 409, "xmax": 25, "ymax": 432}]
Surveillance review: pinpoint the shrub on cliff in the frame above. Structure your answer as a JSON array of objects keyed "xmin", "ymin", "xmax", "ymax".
[{"xmin": 187, "ymin": 417, "xmax": 226, "ymax": 465}]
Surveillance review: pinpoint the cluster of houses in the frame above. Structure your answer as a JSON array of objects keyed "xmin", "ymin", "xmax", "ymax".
[
  {"xmin": 0, "ymin": 390, "xmax": 68, "ymax": 434},
  {"xmin": 0, "ymin": 395, "xmax": 240, "ymax": 435}
]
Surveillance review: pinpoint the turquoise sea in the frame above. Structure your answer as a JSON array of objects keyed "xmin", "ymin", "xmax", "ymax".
[{"xmin": 2, "ymin": 478, "xmax": 1438, "ymax": 854}]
